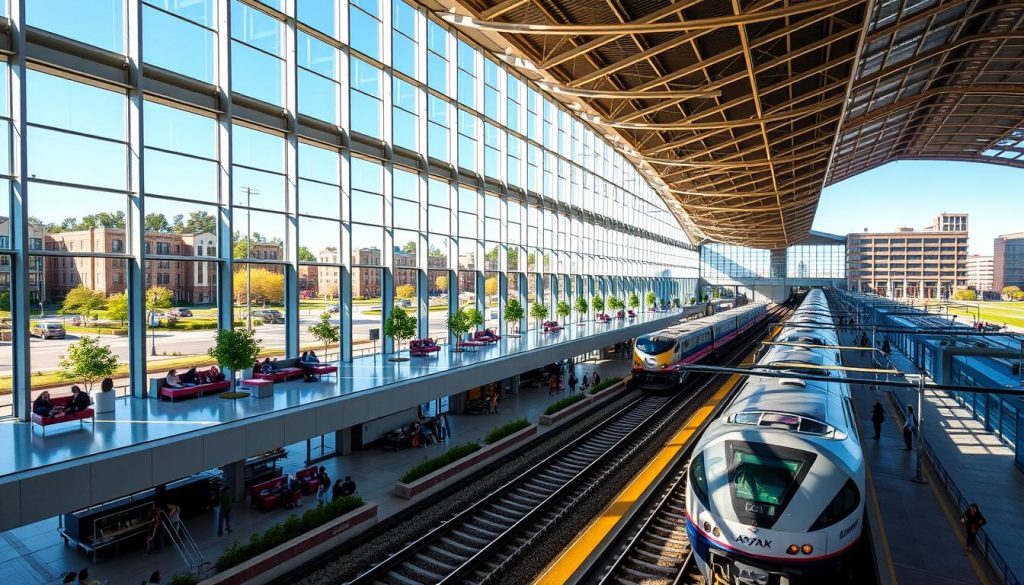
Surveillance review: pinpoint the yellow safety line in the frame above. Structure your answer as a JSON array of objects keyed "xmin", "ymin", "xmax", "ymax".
[
  {"xmin": 533, "ymin": 374, "xmax": 743, "ymax": 585},
  {"xmin": 851, "ymin": 399, "xmax": 899, "ymax": 585}
]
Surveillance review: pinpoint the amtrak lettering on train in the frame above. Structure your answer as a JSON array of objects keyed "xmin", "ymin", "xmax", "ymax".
[{"xmin": 685, "ymin": 289, "xmax": 866, "ymax": 585}]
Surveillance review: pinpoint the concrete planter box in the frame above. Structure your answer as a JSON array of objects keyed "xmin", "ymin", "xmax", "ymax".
[
  {"xmin": 539, "ymin": 379, "xmax": 629, "ymax": 426},
  {"xmin": 199, "ymin": 503, "xmax": 378, "ymax": 585},
  {"xmin": 395, "ymin": 424, "xmax": 538, "ymax": 500}
]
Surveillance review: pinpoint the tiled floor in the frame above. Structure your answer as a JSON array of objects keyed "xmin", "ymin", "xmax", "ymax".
[
  {"xmin": 0, "ymin": 310, "xmax": 677, "ymax": 479},
  {"xmin": 844, "ymin": 333, "xmax": 1012, "ymax": 585},
  {"xmin": 0, "ymin": 358, "xmax": 632, "ymax": 585}
]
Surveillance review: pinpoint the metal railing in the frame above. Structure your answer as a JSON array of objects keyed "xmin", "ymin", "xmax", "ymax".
[{"xmin": 160, "ymin": 510, "xmax": 211, "ymax": 578}]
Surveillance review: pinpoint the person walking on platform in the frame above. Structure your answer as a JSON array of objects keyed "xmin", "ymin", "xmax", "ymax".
[
  {"xmin": 960, "ymin": 503, "xmax": 987, "ymax": 552},
  {"xmin": 489, "ymin": 392, "xmax": 500, "ymax": 414},
  {"xmin": 592, "ymin": 371, "xmax": 601, "ymax": 388},
  {"xmin": 902, "ymin": 405, "xmax": 917, "ymax": 450},
  {"xmin": 881, "ymin": 338, "xmax": 891, "ymax": 359},
  {"xmin": 858, "ymin": 333, "xmax": 870, "ymax": 357},
  {"xmin": 568, "ymin": 372, "xmax": 578, "ymax": 393},
  {"xmin": 871, "ymin": 401, "xmax": 885, "ymax": 440}
]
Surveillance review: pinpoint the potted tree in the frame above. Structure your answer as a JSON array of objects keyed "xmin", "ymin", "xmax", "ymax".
[
  {"xmin": 673, "ymin": 297, "xmax": 681, "ymax": 308},
  {"xmin": 57, "ymin": 336, "xmax": 118, "ymax": 413},
  {"xmin": 208, "ymin": 328, "xmax": 262, "ymax": 399},
  {"xmin": 556, "ymin": 300, "xmax": 571, "ymax": 325},
  {"xmin": 608, "ymin": 295, "xmax": 624, "ymax": 318},
  {"xmin": 592, "ymin": 294, "xmax": 606, "ymax": 322},
  {"xmin": 504, "ymin": 297, "xmax": 524, "ymax": 337},
  {"xmin": 308, "ymin": 312, "xmax": 340, "ymax": 361},
  {"xmin": 446, "ymin": 308, "xmax": 471, "ymax": 351},
  {"xmin": 383, "ymin": 307, "xmax": 417, "ymax": 361},
  {"xmin": 464, "ymin": 307, "xmax": 485, "ymax": 336},
  {"xmin": 646, "ymin": 291, "xmax": 657, "ymax": 310},
  {"xmin": 530, "ymin": 302, "xmax": 549, "ymax": 331},
  {"xmin": 574, "ymin": 296, "xmax": 588, "ymax": 326},
  {"xmin": 628, "ymin": 292, "xmax": 640, "ymax": 310}
]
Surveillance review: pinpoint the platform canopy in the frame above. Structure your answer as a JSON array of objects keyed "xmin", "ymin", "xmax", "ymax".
[{"xmin": 440, "ymin": 0, "xmax": 1024, "ymax": 248}]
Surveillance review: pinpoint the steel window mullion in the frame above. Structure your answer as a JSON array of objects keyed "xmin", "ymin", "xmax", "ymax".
[{"xmin": 9, "ymin": 0, "xmax": 30, "ymax": 420}]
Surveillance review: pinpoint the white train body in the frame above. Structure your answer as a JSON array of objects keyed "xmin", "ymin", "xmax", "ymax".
[{"xmin": 686, "ymin": 290, "xmax": 865, "ymax": 584}]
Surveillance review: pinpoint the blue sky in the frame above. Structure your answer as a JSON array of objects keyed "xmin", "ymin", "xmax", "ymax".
[{"xmin": 813, "ymin": 160, "xmax": 1024, "ymax": 255}]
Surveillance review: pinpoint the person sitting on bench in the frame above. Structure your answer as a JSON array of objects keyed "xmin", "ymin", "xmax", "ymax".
[
  {"xmin": 33, "ymin": 391, "xmax": 56, "ymax": 417},
  {"xmin": 67, "ymin": 386, "xmax": 90, "ymax": 413}
]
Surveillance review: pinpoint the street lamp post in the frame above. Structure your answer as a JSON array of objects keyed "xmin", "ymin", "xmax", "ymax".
[{"xmin": 150, "ymin": 292, "xmax": 157, "ymax": 357}]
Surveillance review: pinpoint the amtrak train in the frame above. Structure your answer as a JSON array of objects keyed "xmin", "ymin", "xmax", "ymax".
[
  {"xmin": 632, "ymin": 303, "xmax": 768, "ymax": 387},
  {"xmin": 686, "ymin": 290, "xmax": 865, "ymax": 585}
]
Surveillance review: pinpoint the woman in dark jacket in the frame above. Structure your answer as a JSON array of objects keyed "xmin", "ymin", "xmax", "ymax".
[{"xmin": 33, "ymin": 391, "xmax": 53, "ymax": 417}]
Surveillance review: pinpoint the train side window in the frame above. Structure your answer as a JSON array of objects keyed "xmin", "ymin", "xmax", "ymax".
[{"xmin": 690, "ymin": 453, "xmax": 710, "ymax": 507}]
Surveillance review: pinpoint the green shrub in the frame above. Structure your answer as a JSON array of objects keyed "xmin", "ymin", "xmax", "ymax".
[
  {"xmin": 589, "ymin": 376, "xmax": 623, "ymax": 395},
  {"xmin": 214, "ymin": 495, "xmax": 364, "ymax": 573},
  {"xmin": 169, "ymin": 574, "xmax": 198, "ymax": 585},
  {"xmin": 484, "ymin": 418, "xmax": 530, "ymax": 444},
  {"xmin": 544, "ymin": 393, "xmax": 586, "ymax": 415},
  {"xmin": 399, "ymin": 442, "xmax": 481, "ymax": 483}
]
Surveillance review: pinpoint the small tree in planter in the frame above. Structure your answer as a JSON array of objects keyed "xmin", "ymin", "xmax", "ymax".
[
  {"xmin": 592, "ymin": 294, "xmax": 605, "ymax": 317},
  {"xmin": 673, "ymin": 298, "xmax": 681, "ymax": 308},
  {"xmin": 383, "ymin": 307, "xmax": 417, "ymax": 361},
  {"xmin": 464, "ymin": 307, "xmax": 485, "ymax": 332},
  {"xmin": 628, "ymin": 292, "xmax": 640, "ymax": 310},
  {"xmin": 529, "ymin": 302, "xmax": 549, "ymax": 329},
  {"xmin": 308, "ymin": 312, "xmax": 340, "ymax": 360},
  {"xmin": 504, "ymin": 297, "xmax": 524, "ymax": 337},
  {"xmin": 608, "ymin": 295, "xmax": 624, "ymax": 311},
  {"xmin": 447, "ymin": 309, "xmax": 471, "ymax": 351},
  {"xmin": 57, "ymin": 336, "xmax": 118, "ymax": 393},
  {"xmin": 208, "ymin": 328, "xmax": 262, "ymax": 398},
  {"xmin": 646, "ymin": 291, "xmax": 657, "ymax": 308},
  {"xmin": 556, "ymin": 300, "xmax": 571, "ymax": 323},
  {"xmin": 574, "ymin": 296, "xmax": 588, "ymax": 326}
]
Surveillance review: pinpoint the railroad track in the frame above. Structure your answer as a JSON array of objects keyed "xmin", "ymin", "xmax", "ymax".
[
  {"xmin": 586, "ymin": 302, "xmax": 796, "ymax": 585},
  {"xmin": 349, "ymin": 303, "xmax": 794, "ymax": 585}
]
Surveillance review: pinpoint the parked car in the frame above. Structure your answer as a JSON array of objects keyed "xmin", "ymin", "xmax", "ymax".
[
  {"xmin": 31, "ymin": 322, "xmax": 66, "ymax": 339},
  {"xmin": 398, "ymin": 300, "xmax": 413, "ymax": 308},
  {"xmin": 248, "ymin": 309, "xmax": 285, "ymax": 324},
  {"xmin": 327, "ymin": 304, "xmax": 340, "ymax": 313},
  {"xmin": 168, "ymin": 308, "xmax": 193, "ymax": 317}
]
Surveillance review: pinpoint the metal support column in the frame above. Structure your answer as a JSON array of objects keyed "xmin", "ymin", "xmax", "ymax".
[
  {"xmin": 215, "ymin": 0, "xmax": 235, "ymax": 342},
  {"xmin": 283, "ymin": 0, "xmax": 300, "ymax": 359},
  {"xmin": 8, "ymin": 0, "xmax": 30, "ymax": 419},
  {"xmin": 126, "ymin": 0, "xmax": 148, "ymax": 397}
]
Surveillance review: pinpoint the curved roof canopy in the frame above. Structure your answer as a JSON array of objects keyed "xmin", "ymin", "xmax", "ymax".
[{"xmin": 442, "ymin": 0, "xmax": 1024, "ymax": 248}]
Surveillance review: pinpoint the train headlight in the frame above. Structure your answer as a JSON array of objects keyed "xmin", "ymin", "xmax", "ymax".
[
  {"xmin": 786, "ymin": 545, "xmax": 799, "ymax": 555},
  {"xmin": 712, "ymin": 527, "xmax": 720, "ymax": 537},
  {"xmin": 801, "ymin": 544, "xmax": 814, "ymax": 555},
  {"xmin": 703, "ymin": 522, "xmax": 711, "ymax": 532}
]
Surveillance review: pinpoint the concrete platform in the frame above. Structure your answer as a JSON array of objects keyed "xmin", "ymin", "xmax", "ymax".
[
  {"xmin": 0, "ymin": 309, "xmax": 681, "ymax": 532},
  {"xmin": 843, "ymin": 332, "xmax": 1012, "ymax": 585},
  {"xmin": 0, "ymin": 358, "xmax": 632, "ymax": 585}
]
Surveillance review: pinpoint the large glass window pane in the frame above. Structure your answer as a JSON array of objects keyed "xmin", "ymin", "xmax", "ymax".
[
  {"xmin": 350, "ymin": 0, "xmax": 382, "ymax": 60},
  {"xmin": 298, "ymin": 179, "xmax": 341, "ymax": 219},
  {"xmin": 145, "ymin": 150, "xmax": 219, "ymax": 202},
  {"xmin": 143, "ymin": 4, "xmax": 215, "ymax": 83},
  {"xmin": 28, "ymin": 71, "xmax": 125, "ymax": 140},
  {"xmin": 28, "ymin": 127, "xmax": 126, "ymax": 190},
  {"xmin": 233, "ymin": 262, "xmax": 285, "ymax": 357},
  {"xmin": 28, "ymin": 0, "xmax": 123, "ymax": 53},
  {"xmin": 350, "ymin": 58, "xmax": 382, "ymax": 138},
  {"xmin": 352, "ymin": 224, "xmax": 383, "ymax": 265},
  {"xmin": 231, "ymin": 41, "xmax": 283, "ymax": 104},
  {"xmin": 231, "ymin": 0, "xmax": 282, "ymax": 55},
  {"xmin": 299, "ymin": 69, "xmax": 338, "ymax": 123},
  {"xmin": 297, "ymin": 0, "xmax": 336, "ymax": 37},
  {"xmin": 144, "ymin": 102, "xmax": 217, "ymax": 159},
  {"xmin": 352, "ymin": 268, "xmax": 382, "ymax": 355},
  {"xmin": 29, "ymin": 185, "xmax": 127, "ymax": 253}
]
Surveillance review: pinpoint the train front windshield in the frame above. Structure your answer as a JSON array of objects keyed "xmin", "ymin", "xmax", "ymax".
[
  {"xmin": 728, "ymin": 447, "xmax": 812, "ymax": 527},
  {"xmin": 636, "ymin": 337, "xmax": 675, "ymax": 354}
]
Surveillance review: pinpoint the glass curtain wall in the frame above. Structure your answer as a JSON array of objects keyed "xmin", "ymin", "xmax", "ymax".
[{"xmin": 0, "ymin": 0, "xmax": 697, "ymax": 419}]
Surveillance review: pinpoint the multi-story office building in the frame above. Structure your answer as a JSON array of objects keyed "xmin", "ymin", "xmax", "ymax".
[
  {"xmin": 0, "ymin": 218, "xmax": 46, "ymax": 302},
  {"xmin": 966, "ymin": 255, "xmax": 994, "ymax": 293},
  {"xmin": 993, "ymin": 232, "xmax": 1024, "ymax": 292},
  {"xmin": 846, "ymin": 214, "xmax": 969, "ymax": 298}
]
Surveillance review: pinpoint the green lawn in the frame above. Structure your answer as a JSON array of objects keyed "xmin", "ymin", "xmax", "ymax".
[{"xmin": 943, "ymin": 302, "xmax": 1024, "ymax": 329}]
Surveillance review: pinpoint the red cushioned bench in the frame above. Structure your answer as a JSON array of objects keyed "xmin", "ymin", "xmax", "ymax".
[
  {"xmin": 542, "ymin": 321, "xmax": 564, "ymax": 333},
  {"xmin": 627, "ymin": 309, "xmax": 637, "ymax": 319},
  {"xmin": 251, "ymin": 476, "xmax": 289, "ymax": 511},
  {"xmin": 31, "ymin": 396, "xmax": 94, "ymax": 435},
  {"xmin": 457, "ymin": 340, "xmax": 485, "ymax": 351},
  {"xmin": 295, "ymin": 465, "xmax": 320, "ymax": 495},
  {"xmin": 596, "ymin": 313, "xmax": 612, "ymax": 323},
  {"xmin": 309, "ymin": 364, "xmax": 338, "ymax": 379},
  {"xmin": 409, "ymin": 338, "xmax": 441, "ymax": 357},
  {"xmin": 473, "ymin": 329, "xmax": 500, "ymax": 343},
  {"xmin": 157, "ymin": 367, "xmax": 231, "ymax": 401}
]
